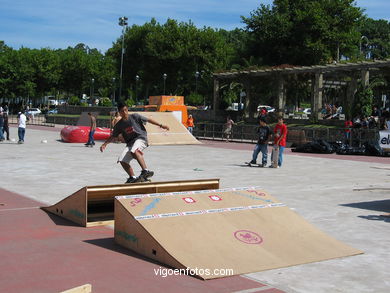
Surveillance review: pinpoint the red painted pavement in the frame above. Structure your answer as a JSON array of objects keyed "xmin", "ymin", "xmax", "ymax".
[{"xmin": 0, "ymin": 188, "xmax": 282, "ymax": 293}]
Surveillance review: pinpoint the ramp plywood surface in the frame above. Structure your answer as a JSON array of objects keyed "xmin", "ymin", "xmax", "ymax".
[
  {"xmin": 130, "ymin": 112, "xmax": 200, "ymax": 145},
  {"xmin": 42, "ymin": 179, "xmax": 219, "ymax": 227},
  {"xmin": 115, "ymin": 187, "xmax": 363, "ymax": 279}
]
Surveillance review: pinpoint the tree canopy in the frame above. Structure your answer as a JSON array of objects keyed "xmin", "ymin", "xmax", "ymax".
[
  {"xmin": 1, "ymin": 0, "xmax": 390, "ymax": 110},
  {"xmin": 107, "ymin": 18, "xmax": 234, "ymax": 104},
  {"xmin": 241, "ymin": 0, "xmax": 364, "ymax": 65}
]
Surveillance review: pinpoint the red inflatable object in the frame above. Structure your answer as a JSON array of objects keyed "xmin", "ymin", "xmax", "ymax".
[{"xmin": 60, "ymin": 126, "xmax": 111, "ymax": 143}]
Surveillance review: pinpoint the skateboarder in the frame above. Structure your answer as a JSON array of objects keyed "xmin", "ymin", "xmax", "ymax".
[
  {"xmin": 270, "ymin": 116, "xmax": 287, "ymax": 168},
  {"xmin": 100, "ymin": 103, "xmax": 170, "ymax": 183},
  {"xmin": 247, "ymin": 117, "xmax": 271, "ymax": 167}
]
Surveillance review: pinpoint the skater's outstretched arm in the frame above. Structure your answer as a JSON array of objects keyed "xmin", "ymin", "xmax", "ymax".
[
  {"xmin": 100, "ymin": 136, "xmax": 116, "ymax": 152},
  {"xmin": 147, "ymin": 118, "xmax": 170, "ymax": 131}
]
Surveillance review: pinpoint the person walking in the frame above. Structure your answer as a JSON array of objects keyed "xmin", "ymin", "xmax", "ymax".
[
  {"xmin": 248, "ymin": 117, "xmax": 271, "ymax": 167},
  {"xmin": 224, "ymin": 116, "xmax": 235, "ymax": 142},
  {"xmin": 85, "ymin": 112, "xmax": 97, "ymax": 147},
  {"xmin": 111, "ymin": 111, "xmax": 122, "ymax": 128},
  {"xmin": 17, "ymin": 111, "xmax": 27, "ymax": 144},
  {"xmin": 270, "ymin": 116, "xmax": 288, "ymax": 168},
  {"xmin": 0, "ymin": 112, "xmax": 4, "ymax": 142},
  {"xmin": 344, "ymin": 119, "xmax": 353, "ymax": 143},
  {"xmin": 100, "ymin": 103, "xmax": 170, "ymax": 183},
  {"xmin": 186, "ymin": 114, "xmax": 194, "ymax": 134},
  {"xmin": 3, "ymin": 112, "xmax": 9, "ymax": 141}
]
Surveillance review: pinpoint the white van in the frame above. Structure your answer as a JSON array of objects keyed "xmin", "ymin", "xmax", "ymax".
[{"xmin": 257, "ymin": 105, "xmax": 275, "ymax": 112}]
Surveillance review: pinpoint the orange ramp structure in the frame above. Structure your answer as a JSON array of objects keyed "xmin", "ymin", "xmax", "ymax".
[
  {"xmin": 148, "ymin": 95, "xmax": 189, "ymax": 126},
  {"xmin": 41, "ymin": 179, "xmax": 219, "ymax": 227},
  {"xmin": 114, "ymin": 187, "xmax": 363, "ymax": 279}
]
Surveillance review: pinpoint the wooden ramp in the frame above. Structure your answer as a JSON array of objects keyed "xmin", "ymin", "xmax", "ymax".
[
  {"xmin": 115, "ymin": 187, "xmax": 363, "ymax": 279},
  {"xmin": 41, "ymin": 179, "xmax": 219, "ymax": 227},
  {"xmin": 133, "ymin": 112, "xmax": 200, "ymax": 145}
]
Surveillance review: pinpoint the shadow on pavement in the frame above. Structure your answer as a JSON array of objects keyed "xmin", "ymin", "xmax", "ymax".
[{"xmin": 340, "ymin": 199, "xmax": 390, "ymax": 213}]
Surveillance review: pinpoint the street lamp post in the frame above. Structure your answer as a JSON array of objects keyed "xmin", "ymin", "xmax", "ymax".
[
  {"xmin": 90, "ymin": 78, "xmax": 95, "ymax": 105},
  {"xmin": 163, "ymin": 73, "xmax": 167, "ymax": 95},
  {"xmin": 135, "ymin": 75, "xmax": 140, "ymax": 104},
  {"xmin": 118, "ymin": 16, "xmax": 128, "ymax": 102},
  {"xmin": 195, "ymin": 71, "xmax": 200, "ymax": 94},
  {"xmin": 360, "ymin": 35, "xmax": 369, "ymax": 58},
  {"xmin": 112, "ymin": 77, "xmax": 116, "ymax": 104}
]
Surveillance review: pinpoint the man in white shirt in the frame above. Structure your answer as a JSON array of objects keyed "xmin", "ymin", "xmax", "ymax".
[{"xmin": 18, "ymin": 111, "xmax": 27, "ymax": 144}]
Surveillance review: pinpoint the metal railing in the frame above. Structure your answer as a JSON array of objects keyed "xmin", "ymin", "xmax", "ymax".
[
  {"xmin": 7, "ymin": 114, "xmax": 55, "ymax": 127},
  {"xmin": 193, "ymin": 122, "xmax": 380, "ymax": 146}
]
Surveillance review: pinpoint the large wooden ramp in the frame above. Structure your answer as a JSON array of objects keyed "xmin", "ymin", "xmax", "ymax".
[
  {"xmin": 115, "ymin": 187, "xmax": 363, "ymax": 279},
  {"xmin": 41, "ymin": 179, "xmax": 219, "ymax": 227},
  {"xmin": 132, "ymin": 112, "xmax": 200, "ymax": 145}
]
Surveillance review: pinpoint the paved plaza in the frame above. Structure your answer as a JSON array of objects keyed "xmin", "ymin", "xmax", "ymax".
[{"xmin": 0, "ymin": 125, "xmax": 389, "ymax": 293}]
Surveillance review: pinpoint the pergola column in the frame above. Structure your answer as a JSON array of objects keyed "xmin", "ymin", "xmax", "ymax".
[
  {"xmin": 312, "ymin": 72, "xmax": 323, "ymax": 121},
  {"xmin": 361, "ymin": 69, "xmax": 369, "ymax": 87},
  {"xmin": 213, "ymin": 78, "xmax": 220, "ymax": 120},
  {"xmin": 277, "ymin": 76, "xmax": 286, "ymax": 116},
  {"xmin": 243, "ymin": 79, "xmax": 252, "ymax": 119},
  {"xmin": 345, "ymin": 75, "xmax": 358, "ymax": 119}
]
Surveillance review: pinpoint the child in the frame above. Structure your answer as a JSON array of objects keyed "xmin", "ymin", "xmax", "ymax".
[
  {"xmin": 187, "ymin": 114, "xmax": 194, "ymax": 134},
  {"xmin": 100, "ymin": 103, "xmax": 170, "ymax": 183},
  {"xmin": 270, "ymin": 116, "xmax": 288, "ymax": 168},
  {"xmin": 248, "ymin": 117, "xmax": 270, "ymax": 167}
]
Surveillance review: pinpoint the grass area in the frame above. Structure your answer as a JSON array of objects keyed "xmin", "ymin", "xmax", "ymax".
[{"xmin": 287, "ymin": 123, "xmax": 339, "ymax": 129}]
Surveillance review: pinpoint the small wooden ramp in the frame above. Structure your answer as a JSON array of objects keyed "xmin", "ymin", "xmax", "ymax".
[
  {"xmin": 41, "ymin": 179, "xmax": 219, "ymax": 227},
  {"xmin": 133, "ymin": 112, "xmax": 200, "ymax": 145},
  {"xmin": 115, "ymin": 187, "xmax": 363, "ymax": 279}
]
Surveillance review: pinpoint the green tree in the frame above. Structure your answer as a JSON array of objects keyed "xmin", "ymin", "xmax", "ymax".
[
  {"xmin": 353, "ymin": 85, "xmax": 373, "ymax": 118},
  {"xmin": 352, "ymin": 78, "xmax": 386, "ymax": 118},
  {"xmin": 186, "ymin": 93, "xmax": 203, "ymax": 105},
  {"xmin": 241, "ymin": 0, "xmax": 364, "ymax": 65},
  {"xmin": 358, "ymin": 18, "xmax": 390, "ymax": 59},
  {"xmin": 124, "ymin": 98, "xmax": 135, "ymax": 107},
  {"xmin": 68, "ymin": 96, "xmax": 80, "ymax": 105},
  {"xmin": 107, "ymin": 18, "xmax": 233, "ymax": 106},
  {"xmin": 99, "ymin": 97, "xmax": 113, "ymax": 107}
]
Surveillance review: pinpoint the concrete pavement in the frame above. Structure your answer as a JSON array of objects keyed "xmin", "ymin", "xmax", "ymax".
[{"xmin": 0, "ymin": 125, "xmax": 389, "ymax": 293}]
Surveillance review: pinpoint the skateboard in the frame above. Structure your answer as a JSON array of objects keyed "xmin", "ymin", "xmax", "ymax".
[
  {"xmin": 245, "ymin": 162, "xmax": 264, "ymax": 167},
  {"xmin": 136, "ymin": 176, "xmax": 152, "ymax": 183},
  {"xmin": 271, "ymin": 145, "xmax": 279, "ymax": 168},
  {"xmin": 125, "ymin": 176, "xmax": 152, "ymax": 184}
]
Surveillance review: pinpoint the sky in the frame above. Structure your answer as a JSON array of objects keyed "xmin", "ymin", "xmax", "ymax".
[{"xmin": 0, "ymin": 0, "xmax": 389, "ymax": 53}]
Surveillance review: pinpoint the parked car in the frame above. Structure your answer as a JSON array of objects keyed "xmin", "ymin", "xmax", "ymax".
[
  {"xmin": 303, "ymin": 108, "xmax": 312, "ymax": 115},
  {"xmin": 26, "ymin": 108, "xmax": 41, "ymax": 116},
  {"xmin": 227, "ymin": 103, "xmax": 244, "ymax": 111},
  {"xmin": 47, "ymin": 108, "xmax": 58, "ymax": 114},
  {"xmin": 257, "ymin": 105, "xmax": 276, "ymax": 113}
]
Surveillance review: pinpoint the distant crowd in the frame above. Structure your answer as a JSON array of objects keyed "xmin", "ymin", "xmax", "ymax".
[{"xmin": 350, "ymin": 106, "xmax": 390, "ymax": 130}]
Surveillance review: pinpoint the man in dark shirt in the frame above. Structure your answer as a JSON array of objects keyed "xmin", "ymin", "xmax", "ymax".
[
  {"xmin": 100, "ymin": 103, "xmax": 170, "ymax": 183},
  {"xmin": 248, "ymin": 117, "xmax": 271, "ymax": 167},
  {"xmin": 85, "ymin": 112, "xmax": 96, "ymax": 147},
  {"xmin": 3, "ymin": 112, "xmax": 9, "ymax": 140}
]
